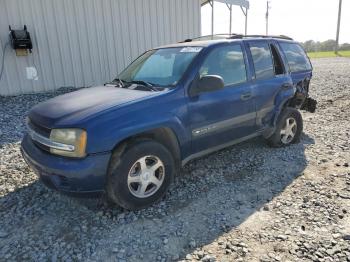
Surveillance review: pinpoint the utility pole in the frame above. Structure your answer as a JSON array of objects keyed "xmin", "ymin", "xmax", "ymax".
[
  {"xmin": 211, "ymin": 0, "xmax": 214, "ymax": 39},
  {"xmin": 266, "ymin": 1, "xmax": 270, "ymax": 35},
  {"xmin": 228, "ymin": 4, "xmax": 232, "ymax": 35},
  {"xmin": 335, "ymin": 0, "xmax": 342, "ymax": 54},
  {"xmin": 245, "ymin": 8, "xmax": 248, "ymax": 35}
]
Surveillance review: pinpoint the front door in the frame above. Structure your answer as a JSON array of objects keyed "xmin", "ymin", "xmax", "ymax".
[{"xmin": 188, "ymin": 43, "xmax": 257, "ymax": 154}]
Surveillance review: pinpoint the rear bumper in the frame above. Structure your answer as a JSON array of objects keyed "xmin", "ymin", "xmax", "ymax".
[
  {"xmin": 21, "ymin": 134, "xmax": 111, "ymax": 194},
  {"xmin": 301, "ymin": 97, "xmax": 317, "ymax": 113}
]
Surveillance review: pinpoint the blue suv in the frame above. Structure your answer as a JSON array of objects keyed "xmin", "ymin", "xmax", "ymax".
[{"xmin": 21, "ymin": 35, "xmax": 316, "ymax": 210}]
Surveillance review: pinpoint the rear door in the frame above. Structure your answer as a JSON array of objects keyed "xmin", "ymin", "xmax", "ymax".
[
  {"xmin": 188, "ymin": 43, "xmax": 257, "ymax": 154},
  {"xmin": 244, "ymin": 40, "xmax": 293, "ymax": 130}
]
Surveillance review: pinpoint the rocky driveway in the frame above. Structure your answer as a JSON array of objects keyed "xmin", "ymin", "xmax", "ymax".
[{"xmin": 0, "ymin": 58, "xmax": 349, "ymax": 261}]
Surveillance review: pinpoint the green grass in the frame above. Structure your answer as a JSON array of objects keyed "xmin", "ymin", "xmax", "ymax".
[{"xmin": 307, "ymin": 50, "xmax": 350, "ymax": 58}]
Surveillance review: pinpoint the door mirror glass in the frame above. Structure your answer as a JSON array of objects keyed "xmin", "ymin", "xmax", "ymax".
[{"xmin": 190, "ymin": 75, "xmax": 224, "ymax": 96}]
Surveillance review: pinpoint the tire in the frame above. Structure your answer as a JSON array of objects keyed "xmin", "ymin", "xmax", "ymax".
[
  {"xmin": 106, "ymin": 139, "xmax": 175, "ymax": 210},
  {"xmin": 267, "ymin": 107, "xmax": 303, "ymax": 147}
]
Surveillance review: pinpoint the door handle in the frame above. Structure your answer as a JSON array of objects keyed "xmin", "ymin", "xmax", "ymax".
[{"xmin": 240, "ymin": 92, "xmax": 252, "ymax": 101}]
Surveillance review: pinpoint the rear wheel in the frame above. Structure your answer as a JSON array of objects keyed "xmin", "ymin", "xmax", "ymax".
[
  {"xmin": 106, "ymin": 140, "xmax": 175, "ymax": 210},
  {"xmin": 267, "ymin": 107, "xmax": 303, "ymax": 147}
]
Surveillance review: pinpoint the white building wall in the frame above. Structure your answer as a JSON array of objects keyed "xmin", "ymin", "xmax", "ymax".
[{"xmin": 0, "ymin": 0, "xmax": 201, "ymax": 96}]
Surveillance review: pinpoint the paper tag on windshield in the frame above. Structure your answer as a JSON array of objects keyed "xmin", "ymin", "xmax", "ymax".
[{"xmin": 180, "ymin": 47, "xmax": 202, "ymax": 53}]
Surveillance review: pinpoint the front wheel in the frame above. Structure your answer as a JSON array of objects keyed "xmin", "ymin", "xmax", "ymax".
[
  {"xmin": 106, "ymin": 140, "xmax": 175, "ymax": 210},
  {"xmin": 267, "ymin": 107, "xmax": 303, "ymax": 147}
]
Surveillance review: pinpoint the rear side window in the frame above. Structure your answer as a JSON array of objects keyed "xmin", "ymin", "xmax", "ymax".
[
  {"xmin": 280, "ymin": 43, "xmax": 312, "ymax": 72},
  {"xmin": 249, "ymin": 42, "xmax": 275, "ymax": 80},
  {"xmin": 199, "ymin": 44, "xmax": 247, "ymax": 86},
  {"xmin": 270, "ymin": 44, "xmax": 285, "ymax": 75}
]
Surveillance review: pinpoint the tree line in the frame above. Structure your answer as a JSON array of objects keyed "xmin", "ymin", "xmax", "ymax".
[{"xmin": 301, "ymin": 40, "xmax": 350, "ymax": 52}]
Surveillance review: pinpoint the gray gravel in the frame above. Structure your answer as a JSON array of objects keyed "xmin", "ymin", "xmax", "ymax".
[{"xmin": 0, "ymin": 58, "xmax": 350, "ymax": 261}]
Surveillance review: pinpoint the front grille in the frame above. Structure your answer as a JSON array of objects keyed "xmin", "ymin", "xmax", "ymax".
[
  {"xmin": 33, "ymin": 140, "xmax": 50, "ymax": 152},
  {"xmin": 28, "ymin": 119, "xmax": 51, "ymax": 138},
  {"xmin": 27, "ymin": 118, "xmax": 51, "ymax": 152}
]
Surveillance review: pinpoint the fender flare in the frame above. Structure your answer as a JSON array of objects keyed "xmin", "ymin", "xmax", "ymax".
[
  {"xmin": 108, "ymin": 114, "xmax": 188, "ymax": 167},
  {"xmin": 263, "ymin": 90, "xmax": 295, "ymax": 138}
]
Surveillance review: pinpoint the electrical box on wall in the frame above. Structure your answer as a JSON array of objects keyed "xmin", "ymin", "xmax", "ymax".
[
  {"xmin": 9, "ymin": 25, "xmax": 33, "ymax": 56},
  {"xmin": 26, "ymin": 67, "xmax": 38, "ymax": 80}
]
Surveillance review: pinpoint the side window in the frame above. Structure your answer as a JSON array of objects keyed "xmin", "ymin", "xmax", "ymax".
[
  {"xmin": 199, "ymin": 45, "xmax": 247, "ymax": 86},
  {"xmin": 249, "ymin": 42, "xmax": 275, "ymax": 80},
  {"xmin": 270, "ymin": 44, "xmax": 285, "ymax": 75},
  {"xmin": 280, "ymin": 43, "xmax": 312, "ymax": 72}
]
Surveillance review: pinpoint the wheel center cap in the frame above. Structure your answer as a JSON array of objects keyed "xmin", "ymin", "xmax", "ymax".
[{"xmin": 142, "ymin": 172, "xmax": 150, "ymax": 181}]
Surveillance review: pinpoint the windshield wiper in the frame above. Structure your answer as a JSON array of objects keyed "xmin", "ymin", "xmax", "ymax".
[
  {"xmin": 105, "ymin": 78, "xmax": 125, "ymax": 88},
  {"xmin": 113, "ymin": 78, "xmax": 125, "ymax": 87},
  {"xmin": 128, "ymin": 80, "xmax": 158, "ymax": 91},
  {"xmin": 129, "ymin": 80, "xmax": 154, "ymax": 87},
  {"xmin": 109, "ymin": 79, "xmax": 160, "ymax": 91}
]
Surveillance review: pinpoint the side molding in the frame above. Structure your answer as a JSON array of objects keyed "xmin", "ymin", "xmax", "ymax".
[{"xmin": 182, "ymin": 132, "xmax": 261, "ymax": 166}]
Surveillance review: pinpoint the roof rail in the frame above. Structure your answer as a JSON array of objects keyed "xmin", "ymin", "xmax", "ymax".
[
  {"xmin": 180, "ymin": 34, "xmax": 293, "ymax": 43},
  {"xmin": 228, "ymin": 34, "xmax": 294, "ymax": 40},
  {"xmin": 179, "ymin": 34, "xmax": 242, "ymax": 43}
]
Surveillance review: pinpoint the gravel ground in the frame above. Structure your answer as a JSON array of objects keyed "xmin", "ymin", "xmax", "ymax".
[{"xmin": 0, "ymin": 57, "xmax": 349, "ymax": 262}]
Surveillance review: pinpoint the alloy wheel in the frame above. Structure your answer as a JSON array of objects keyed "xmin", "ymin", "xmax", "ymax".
[
  {"xmin": 280, "ymin": 117, "xmax": 297, "ymax": 144},
  {"xmin": 127, "ymin": 155, "xmax": 165, "ymax": 198}
]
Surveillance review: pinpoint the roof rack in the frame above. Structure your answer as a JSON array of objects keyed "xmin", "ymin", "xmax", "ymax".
[
  {"xmin": 179, "ymin": 34, "xmax": 242, "ymax": 43},
  {"xmin": 228, "ymin": 34, "xmax": 294, "ymax": 40},
  {"xmin": 180, "ymin": 34, "xmax": 293, "ymax": 43}
]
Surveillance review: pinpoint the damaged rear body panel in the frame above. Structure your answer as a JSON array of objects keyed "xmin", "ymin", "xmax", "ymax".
[
  {"xmin": 278, "ymin": 41, "xmax": 317, "ymax": 113},
  {"xmin": 289, "ymin": 71, "xmax": 317, "ymax": 113}
]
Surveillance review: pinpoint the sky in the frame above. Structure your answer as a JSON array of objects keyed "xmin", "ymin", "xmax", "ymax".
[{"xmin": 201, "ymin": 0, "xmax": 350, "ymax": 44}]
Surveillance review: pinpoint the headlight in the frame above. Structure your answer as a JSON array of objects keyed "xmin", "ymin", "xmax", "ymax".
[{"xmin": 50, "ymin": 129, "xmax": 87, "ymax": 158}]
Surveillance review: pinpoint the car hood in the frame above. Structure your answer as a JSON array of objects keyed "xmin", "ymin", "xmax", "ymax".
[{"xmin": 29, "ymin": 86, "xmax": 156, "ymax": 127}]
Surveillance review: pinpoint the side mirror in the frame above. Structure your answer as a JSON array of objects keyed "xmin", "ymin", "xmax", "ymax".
[{"xmin": 189, "ymin": 75, "xmax": 224, "ymax": 97}]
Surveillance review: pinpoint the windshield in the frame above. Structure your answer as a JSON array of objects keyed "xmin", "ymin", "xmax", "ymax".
[{"xmin": 118, "ymin": 47, "xmax": 202, "ymax": 87}]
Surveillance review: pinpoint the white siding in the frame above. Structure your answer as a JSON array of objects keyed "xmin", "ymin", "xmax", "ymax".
[{"xmin": 0, "ymin": 0, "xmax": 201, "ymax": 96}]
